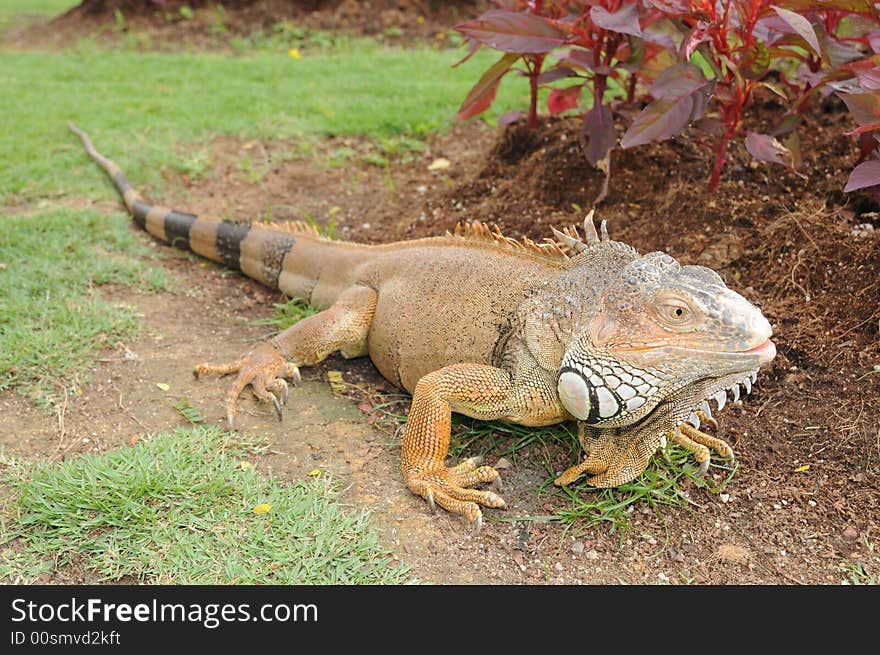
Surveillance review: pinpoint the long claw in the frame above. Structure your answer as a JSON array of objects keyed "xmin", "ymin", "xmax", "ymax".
[
  {"xmin": 272, "ymin": 394, "xmax": 283, "ymax": 421},
  {"xmin": 227, "ymin": 412, "xmax": 236, "ymax": 431},
  {"xmin": 427, "ymin": 490, "xmax": 437, "ymax": 515},
  {"xmin": 695, "ymin": 458, "xmax": 710, "ymax": 477},
  {"xmin": 280, "ymin": 379, "xmax": 289, "ymax": 403},
  {"xmin": 473, "ymin": 513, "xmax": 482, "ymax": 535}
]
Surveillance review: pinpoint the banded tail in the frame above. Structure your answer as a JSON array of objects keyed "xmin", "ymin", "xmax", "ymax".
[{"xmin": 69, "ymin": 123, "xmax": 369, "ymax": 306}]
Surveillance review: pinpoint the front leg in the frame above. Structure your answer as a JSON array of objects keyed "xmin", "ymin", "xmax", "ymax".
[
  {"xmin": 401, "ymin": 364, "xmax": 521, "ymax": 530},
  {"xmin": 195, "ymin": 285, "xmax": 377, "ymax": 427}
]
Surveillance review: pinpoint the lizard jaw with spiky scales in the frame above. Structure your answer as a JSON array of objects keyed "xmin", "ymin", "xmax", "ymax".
[{"xmin": 646, "ymin": 367, "xmax": 764, "ymax": 478}]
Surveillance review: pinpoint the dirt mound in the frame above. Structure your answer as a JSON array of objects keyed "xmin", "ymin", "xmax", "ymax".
[{"xmin": 31, "ymin": 0, "xmax": 488, "ymax": 47}]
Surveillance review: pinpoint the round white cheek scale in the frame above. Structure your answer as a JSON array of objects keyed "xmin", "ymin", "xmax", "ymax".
[{"xmin": 557, "ymin": 371, "xmax": 591, "ymax": 420}]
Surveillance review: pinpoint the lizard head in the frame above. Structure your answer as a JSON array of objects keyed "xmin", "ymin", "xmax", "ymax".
[{"xmin": 557, "ymin": 250, "xmax": 776, "ymax": 428}]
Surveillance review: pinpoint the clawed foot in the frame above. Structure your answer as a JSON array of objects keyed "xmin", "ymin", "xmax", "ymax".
[
  {"xmin": 194, "ymin": 342, "xmax": 301, "ymax": 429},
  {"xmin": 405, "ymin": 456, "xmax": 506, "ymax": 532},
  {"xmin": 554, "ymin": 412, "xmax": 736, "ymax": 488},
  {"xmin": 667, "ymin": 421, "xmax": 735, "ymax": 477}
]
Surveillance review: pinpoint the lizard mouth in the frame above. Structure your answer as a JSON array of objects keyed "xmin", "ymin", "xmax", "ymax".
[{"xmin": 741, "ymin": 339, "xmax": 776, "ymax": 358}]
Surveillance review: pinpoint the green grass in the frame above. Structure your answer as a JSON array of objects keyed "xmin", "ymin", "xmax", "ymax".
[
  {"xmin": 0, "ymin": 0, "xmax": 77, "ymax": 32},
  {"xmin": 839, "ymin": 560, "xmax": 877, "ymax": 585},
  {"xmin": 467, "ymin": 421, "xmax": 736, "ymax": 531},
  {"xmin": 0, "ymin": 209, "xmax": 166, "ymax": 407},
  {"xmin": 550, "ymin": 443, "xmax": 736, "ymax": 531},
  {"xmin": 1, "ymin": 426, "xmax": 412, "ymax": 584},
  {"xmin": 0, "ymin": 0, "xmax": 77, "ymax": 18},
  {"xmin": 253, "ymin": 297, "xmax": 321, "ymax": 332},
  {"xmin": 1, "ymin": 43, "xmax": 530, "ymax": 203}
]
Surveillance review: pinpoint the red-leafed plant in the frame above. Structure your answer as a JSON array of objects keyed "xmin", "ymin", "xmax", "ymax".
[
  {"xmin": 455, "ymin": 1, "xmax": 669, "ymax": 173},
  {"xmin": 641, "ymin": 1, "xmax": 880, "ymax": 189},
  {"xmin": 453, "ymin": 0, "xmax": 880, "ymax": 194}
]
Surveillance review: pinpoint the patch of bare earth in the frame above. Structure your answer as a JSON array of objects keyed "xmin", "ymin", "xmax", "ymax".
[{"xmin": 5, "ymin": 90, "xmax": 878, "ymax": 583}]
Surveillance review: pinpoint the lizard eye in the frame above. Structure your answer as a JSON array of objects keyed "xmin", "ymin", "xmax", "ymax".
[{"xmin": 655, "ymin": 299, "xmax": 694, "ymax": 326}]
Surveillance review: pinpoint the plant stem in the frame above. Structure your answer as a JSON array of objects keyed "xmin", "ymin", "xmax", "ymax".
[
  {"xmin": 526, "ymin": 55, "xmax": 544, "ymax": 129},
  {"xmin": 709, "ymin": 132, "xmax": 731, "ymax": 192},
  {"xmin": 529, "ymin": 71, "xmax": 539, "ymax": 128}
]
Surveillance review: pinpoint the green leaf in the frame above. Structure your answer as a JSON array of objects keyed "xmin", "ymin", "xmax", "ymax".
[{"xmin": 741, "ymin": 41, "xmax": 771, "ymax": 79}]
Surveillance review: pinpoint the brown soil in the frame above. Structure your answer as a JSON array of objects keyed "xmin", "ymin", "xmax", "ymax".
[
  {"xmin": 8, "ymin": 1, "xmax": 489, "ymax": 51},
  {"xmin": 3, "ymin": 9, "xmax": 878, "ymax": 585}
]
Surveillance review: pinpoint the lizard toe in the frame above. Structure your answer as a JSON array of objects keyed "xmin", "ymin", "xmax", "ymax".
[
  {"xmin": 448, "ymin": 464, "xmax": 500, "ymax": 489},
  {"xmin": 406, "ymin": 468, "xmax": 507, "ymax": 525}
]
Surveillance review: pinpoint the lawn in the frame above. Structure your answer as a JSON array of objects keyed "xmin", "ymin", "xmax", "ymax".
[{"xmin": 1, "ymin": 42, "xmax": 528, "ymax": 203}]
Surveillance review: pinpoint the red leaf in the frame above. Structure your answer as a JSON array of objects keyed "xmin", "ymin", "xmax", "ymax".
[
  {"xmin": 870, "ymin": 30, "xmax": 880, "ymax": 54},
  {"xmin": 745, "ymin": 132, "xmax": 792, "ymax": 166},
  {"xmin": 580, "ymin": 104, "xmax": 616, "ymax": 166},
  {"xmin": 857, "ymin": 132, "xmax": 880, "ymax": 159},
  {"xmin": 455, "ymin": 9, "xmax": 566, "ymax": 54},
  {"xmin": 452, "ymin": 39, "xmax": 481, "ymax": 68},
  {"xmin": 844, "ymin": 121, "xmax": 880, "ymax": 136},
  {"xmin": 645, "ymin": 0, "xmax": 690, "ymax": 15},
  {"xmin": 820, "ymin": 34, "xmax": 863, "ymax": 68},
  {"xmin": 847, "ymin": 56, "xmax": 880, "ymax": 91},
  {"xmin": 650, "ymin": 63, "xmax": 709, "ymax": 99},
  {"xmin": 559, "ymin": 48, "xmax": 609, "ymax": 75},
  {"xmin": 498, "ymin": 111, "xmax": 524, "ymax": 127},
  {"xmin": 547, "ymin": 86, "xmax": 581, "ymax": 115},
  {"xmin": 621, "ymin": 80, "xmax": 715, "ymax": 148},
  {"xmin": 844, "ymin": 159, "xmax": 880, "ymax": 192},
  {"xmin": 536, "ymin": 66, "xmax": 580, "ymax": 84},
  {"xmin": 642, "ymin": 19, "xmax": 680, "ymax": 52},
  {"xmin": 590, "ymin": 4, "xmax": 642, "ymax": 38},
  {"xmin": 680, "ymin": 21, "xmax": 712, "ymax": 61},
  {"xmin": 771, "ymin": 6, "xmax": 821, "ymax": 57},
  {"xmin": 456, "ymin": 53, "xmax": 519, "ymax": 121},
  {"xmin": 837, "ymin": 92, "xmax": 880, "ymax": 126}
]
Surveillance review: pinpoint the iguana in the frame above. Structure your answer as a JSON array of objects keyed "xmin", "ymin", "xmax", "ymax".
[{"xmin": 70, "ymin": 123, "xmax": 776, "ymax": 529}]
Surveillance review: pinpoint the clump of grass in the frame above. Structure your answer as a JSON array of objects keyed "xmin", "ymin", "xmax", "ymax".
[
  {"xmin": 2, "ymin": 426, "xmax": 411, "ymax": 584},
  {"xmin": 447, "ymin": 417, "xmax": 736, "ymax": 531},
  {"xmin": 0, "ymin": 209, "xmax": 166, "ymax": 407},
  {"xmin": 839, "ymin": 560, "xmax": 877, "ymax": 585},
  {"xmin": 550, "ymin": 443, "xmax": 736, "ymax": 529}
]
